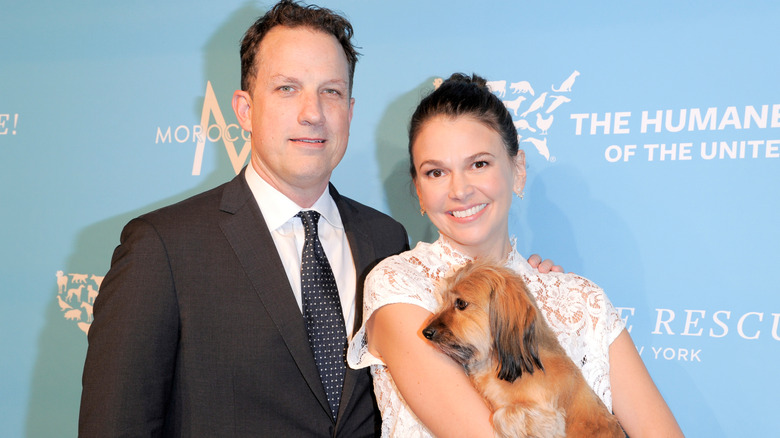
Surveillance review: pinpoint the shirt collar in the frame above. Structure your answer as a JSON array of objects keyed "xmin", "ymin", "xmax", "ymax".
[{"xmin": 245, "ymin": 165, "xmax": 343, "ymax": 231}]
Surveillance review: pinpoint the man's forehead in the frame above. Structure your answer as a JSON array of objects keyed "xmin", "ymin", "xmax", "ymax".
[
  {"xmin": 261, "ymin": 27, "xmax": 344, "ymax": 58},
  {"xmin": 259, "ymin": 25, "xmax": 339, "ymax": 53},
  {"xmin": 254, "ymin": 28, "xmax": 349, "ymax": 80}
]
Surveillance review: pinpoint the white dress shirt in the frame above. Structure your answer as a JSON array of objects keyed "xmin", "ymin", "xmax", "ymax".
[{"xmin": 245, "ymin": 165, "xmax": 357, "ymax": 335}]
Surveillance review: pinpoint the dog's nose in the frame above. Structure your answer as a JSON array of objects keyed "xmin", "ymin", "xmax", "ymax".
[{"xmin": 422, "ymin": 327, "xmax": 435, "ymax": 340}]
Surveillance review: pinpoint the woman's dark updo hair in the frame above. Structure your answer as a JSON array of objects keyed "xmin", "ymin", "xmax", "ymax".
[{"xmin": 408, "ymin": 73, "xmax": 519, "ymax": 179}]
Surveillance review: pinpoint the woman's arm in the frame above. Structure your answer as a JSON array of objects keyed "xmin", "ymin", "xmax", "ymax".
[
  {"xmin": 367, "ymin": 303, "xmax": 494, "ymax": 438},
  {"xmin": 610, "ymin": 329, "xmax": 684, "ymax": 437}
]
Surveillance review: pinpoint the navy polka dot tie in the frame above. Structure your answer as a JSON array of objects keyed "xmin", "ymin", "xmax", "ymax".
[{"xmin": 297, "ymin": 210, "xmax": 347, "ymax": 420}]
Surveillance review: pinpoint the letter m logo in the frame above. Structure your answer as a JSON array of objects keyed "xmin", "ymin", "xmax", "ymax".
[{"xmin": 192, "ymin": 81, "xmax": 251, "ymax": 175}]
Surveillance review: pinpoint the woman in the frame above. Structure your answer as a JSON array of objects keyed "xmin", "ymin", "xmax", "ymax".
[{"xmin": 347, "ymin": 73, "xmax": 683, "ymax": 437}]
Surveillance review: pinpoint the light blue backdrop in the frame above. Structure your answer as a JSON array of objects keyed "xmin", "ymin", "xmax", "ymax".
[{"xmin": 2, "ymin": 1, "xmax": 778, "ymax": 436}]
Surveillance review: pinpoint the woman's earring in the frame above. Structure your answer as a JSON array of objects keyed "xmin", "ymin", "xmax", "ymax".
[
  {"xmin": 515, "ymin": 191, "xmax": 524, "ymax": 200},
  {"xmin": 420, "ymin": 207, "xmax": 426, "ymax": 216}
]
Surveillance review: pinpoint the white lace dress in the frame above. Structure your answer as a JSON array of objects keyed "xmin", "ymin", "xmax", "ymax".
[{"xmin": 346, "ymin": 236, "xmax": 626, "ymax": 437}]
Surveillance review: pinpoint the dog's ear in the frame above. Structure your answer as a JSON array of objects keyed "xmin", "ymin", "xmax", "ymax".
[{"xmin": 490, "ymin": 270, "xmax": 544, "ymax": 382}]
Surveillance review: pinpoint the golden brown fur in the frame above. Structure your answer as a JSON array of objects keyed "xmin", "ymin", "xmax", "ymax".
[{"xmin": 422, "ymin": 262, "xmax": 624, "ymax": 438}]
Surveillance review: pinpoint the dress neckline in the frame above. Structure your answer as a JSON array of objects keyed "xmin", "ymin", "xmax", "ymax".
[{"xmin": 432, "ymin": 234, "xmax": 523, "ymax": 268}]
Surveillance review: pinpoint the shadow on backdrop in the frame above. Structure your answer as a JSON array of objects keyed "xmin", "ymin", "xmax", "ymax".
[
  {"xmin": 375, "ymin": 77, "xmax": 439, "ymax": 247},
  {"xmin": 24, "ymin": 3, "xmax": 263, "ymax": 437}
]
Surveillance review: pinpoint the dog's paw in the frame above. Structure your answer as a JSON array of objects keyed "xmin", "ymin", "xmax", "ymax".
[{"xmin": 493, "ymin": 404, "xmax": 565, "ymax": 438}]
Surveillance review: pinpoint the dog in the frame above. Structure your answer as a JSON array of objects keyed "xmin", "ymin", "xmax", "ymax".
[
  {"xmin": 503, "ymin": 95, "xmax": 527, "ymax": 117},
  {"xmin": 551, "ymin": 70, "xmax": 580, "ymax": 92},
  {"xmin": 422, "ymin": 262, "xmax": 624, "ymax": 438}
]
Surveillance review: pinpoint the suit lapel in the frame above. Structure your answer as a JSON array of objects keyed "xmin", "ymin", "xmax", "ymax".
[
  {"xmin": 218, "ymin": 170, "xmax": 332, "ymax": 418},
  {"xmin": 330, "ymin": 184, "xmax": 377, "ymax": 426}
]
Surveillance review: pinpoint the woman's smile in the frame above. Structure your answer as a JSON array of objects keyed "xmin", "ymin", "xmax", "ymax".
[{"xmin": 449, "ymin": 203, "xmax": 487, "ymax": 219}]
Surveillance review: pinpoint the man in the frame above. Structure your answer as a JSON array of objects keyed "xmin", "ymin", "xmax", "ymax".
[
  {"xmin": 80, "ymin": 2, "xmax": 406, "ymax": 436},
  {"xmin": 79, "ymin": 1, "xmax": 557, "ymax": 436}
]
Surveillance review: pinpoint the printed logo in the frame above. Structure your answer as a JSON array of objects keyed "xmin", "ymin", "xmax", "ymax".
[
  {"xmin": 435, "ymin": 71, "xmax": 579, "ymax": 162},
  {"xmin": 617, "ymin": 306, "xmax": 780, "ymax": 364},
  {"xmin": 55, "ymin": 270, "xmax": 103, "ymax": 335},
  {"xmin": 155, "ymin": 81, "xmax": 251, "ymax": 176},
  {"xmin": 0, "ymin": 113, "xmax": 20, "ymax": 135},
  {"xmin": 571, "ymin": 103, "xmax": 780, "ymax": 163}
]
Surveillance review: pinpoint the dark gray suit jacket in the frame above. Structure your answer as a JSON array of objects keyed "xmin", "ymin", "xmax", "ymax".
[{"xmin": 79, "ymin": 169, "xmax": 409, "ymax": 437}]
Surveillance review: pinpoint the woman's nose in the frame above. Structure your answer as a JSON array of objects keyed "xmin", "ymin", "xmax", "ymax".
[{"xmin": 449, "ymin": 172, "xmax": 474, "ymax": 200}]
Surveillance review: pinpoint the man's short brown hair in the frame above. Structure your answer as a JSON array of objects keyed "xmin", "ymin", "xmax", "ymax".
[{"xmin": 239, "ymin": 0, "xmax": 359, "ymax": 95}]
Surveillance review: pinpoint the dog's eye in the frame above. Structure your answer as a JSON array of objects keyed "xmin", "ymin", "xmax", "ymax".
[{"xmin": 455, "ymin": 298, "xmax": 469, "ymax": 310}]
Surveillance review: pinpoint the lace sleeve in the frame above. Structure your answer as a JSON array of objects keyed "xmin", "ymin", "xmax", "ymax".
[
  {"xmin": 347, "ymin": 255, "xmax": 441, "ymax": 370},
  {"xmin": 521, "ymin": 272, "xmax": 626, "ymax": 411}
]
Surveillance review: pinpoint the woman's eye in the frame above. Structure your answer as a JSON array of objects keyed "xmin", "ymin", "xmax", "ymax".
[
  {"xmin": 427, "ymin": 169, "xmax": 443, "ymax": 178},
  {"xmin": 474, "ymin": 161, "xmax": 488, "ymax": 169}
]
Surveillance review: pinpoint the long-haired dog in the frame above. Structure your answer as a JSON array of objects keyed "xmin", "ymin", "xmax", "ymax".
[{"xmin": 422, "ymin": 262, "xmax": 624, "ymax": 438}]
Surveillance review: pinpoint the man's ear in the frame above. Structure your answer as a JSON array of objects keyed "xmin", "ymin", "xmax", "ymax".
[
  {"xmin": 232, "ymin": 90, "xmax": 253, "ymax": 133},
  {"xmin": 349, "ymin": 97, "xmax": 355, "ymax": 123}
]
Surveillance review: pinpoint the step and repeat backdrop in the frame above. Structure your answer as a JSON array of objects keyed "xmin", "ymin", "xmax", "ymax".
[{"xmin": 2, "ymin": 1, "xmax": 778, "ymax": 436}]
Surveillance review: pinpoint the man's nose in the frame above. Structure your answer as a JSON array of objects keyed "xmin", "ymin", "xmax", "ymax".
[{"xmin": 298, "ymin": 91, "xmax": 324, "ymax": 126}]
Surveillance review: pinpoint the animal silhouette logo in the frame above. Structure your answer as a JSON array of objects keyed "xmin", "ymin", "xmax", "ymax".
[
  {"xmin": 489, "ymin": 70, "xmax": 578, "ymax": 162},
  {"xmin": 432, "ymin": 70, "xmax": 580, "ymax": 162},
  {"xmin": 486, "ymin": 80, "xmax": 508, "ymax": 98},
  {"xmin": 55, "ymin": 270, "xmax": 104, "ymax": 335},
  {"xmin": 503, "ymin": 95, "xmax": 527, "ymax": 117},
  {"xmin": 552, "ymin": 70, "xmax": 579, "ymax": 92}
]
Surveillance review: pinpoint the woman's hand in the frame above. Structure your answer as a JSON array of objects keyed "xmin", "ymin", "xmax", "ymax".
[{"xmin": 527, "ymin": 253, "xmax": 564, "ymax": 273}]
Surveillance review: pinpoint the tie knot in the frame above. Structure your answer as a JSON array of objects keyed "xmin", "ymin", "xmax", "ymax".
[{"xmin": 297, "ymin": 210, "xmax": 321, "ymax": 238}]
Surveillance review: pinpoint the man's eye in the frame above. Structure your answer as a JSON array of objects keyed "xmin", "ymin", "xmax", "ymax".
[{"xmin": 455, "ymin": 298, "xmax": 468, "ymax": 310}]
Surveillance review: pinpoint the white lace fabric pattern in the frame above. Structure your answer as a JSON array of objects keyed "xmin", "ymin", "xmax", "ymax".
[{"xmin": 346, "ymin": 237, "xmax": 626, "ymax": 437}]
